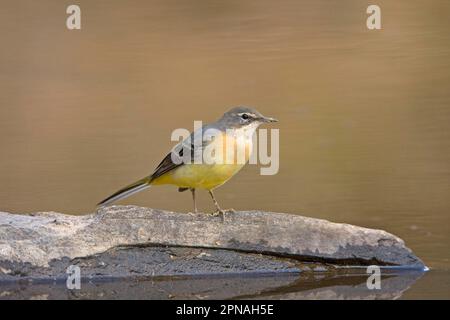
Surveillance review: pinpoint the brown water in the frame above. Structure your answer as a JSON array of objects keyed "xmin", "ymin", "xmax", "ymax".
[{"xmin": 0, "ymin": 0, "xmax": 449, "ymax": 299}]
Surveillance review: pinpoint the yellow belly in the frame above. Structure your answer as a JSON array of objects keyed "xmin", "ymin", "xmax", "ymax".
[
  {"xmin": 152, "ymin": 163, "xmax": 245, "ymax": 190},
  {"xmin": 152, "ymin": 130, "xmax": 252, "ymax": 190}
]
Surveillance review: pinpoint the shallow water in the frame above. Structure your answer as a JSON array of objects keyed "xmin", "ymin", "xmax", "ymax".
[
  {"xmin": 0, "ymin": 271, "xmax": 436, "ymax": 300},
  {"xmin": 0, "ymin": 0, "xmax": 449, "ymax": 298}
]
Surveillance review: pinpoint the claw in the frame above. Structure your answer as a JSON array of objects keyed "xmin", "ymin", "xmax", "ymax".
[{"xmin": 210, "ymin": 210, "xmax": 224, "ymax": 217}]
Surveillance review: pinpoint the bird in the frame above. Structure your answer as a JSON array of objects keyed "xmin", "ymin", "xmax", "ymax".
[{"xmin": 97, "ymin": 106, "xmax": 278, "ymax": 213}]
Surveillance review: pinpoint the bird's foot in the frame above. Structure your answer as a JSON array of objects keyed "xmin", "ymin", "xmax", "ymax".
[
  {"xmin": 210, "ymin": 210, "xmax": 224, "ymax": 217},
  {"xmin": 187, "ymin": 211, "xmax": 198, "ymax": 216},
  {"xmin": 224, "ymin": 208, "xmax": 236, "ymax": 213}
]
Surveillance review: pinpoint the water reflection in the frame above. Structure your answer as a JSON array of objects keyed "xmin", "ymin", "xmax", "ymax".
[{"xmin": 0, "ymin": 271, "xmax": 425, "ymax": 300}]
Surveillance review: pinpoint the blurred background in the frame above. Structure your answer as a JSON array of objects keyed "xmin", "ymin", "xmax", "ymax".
[{"xmin": 0, "ymin": 0, "xmax": 449, "ymax": 297}]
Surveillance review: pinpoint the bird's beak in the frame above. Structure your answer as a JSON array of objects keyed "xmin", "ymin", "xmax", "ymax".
[{"xmin": 261, "ymin": 116, "xmax": 278, "ymax": 123}]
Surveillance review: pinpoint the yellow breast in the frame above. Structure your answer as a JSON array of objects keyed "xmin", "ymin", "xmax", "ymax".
[{"xmin": 152, "ymin": 131, "xmax": 253, "ymax": 190}]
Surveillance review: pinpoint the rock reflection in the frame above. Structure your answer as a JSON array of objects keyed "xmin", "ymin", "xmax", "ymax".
[{"xmin": 0, "ymin": 271, "xmax": 423, "ymax": 300}]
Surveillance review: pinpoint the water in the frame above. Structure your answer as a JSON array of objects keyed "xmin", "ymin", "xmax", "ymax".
[{"xmin": 0, "ymin": 0, "xmax": 449, "ymax": 299}]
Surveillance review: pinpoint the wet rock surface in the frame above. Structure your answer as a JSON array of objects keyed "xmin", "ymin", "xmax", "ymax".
[{"xmin": 0, "ymin": 246, "xmax": 303, "ymax": 281}]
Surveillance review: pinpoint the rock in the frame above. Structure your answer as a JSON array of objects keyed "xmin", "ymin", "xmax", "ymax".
[
  {"xmin": 0, "ymin": 246, "xmax": 302, "ymax": 281},
  {"xmin": 0, "ymin": 205, "xmax": 426, "ymax": 280}
]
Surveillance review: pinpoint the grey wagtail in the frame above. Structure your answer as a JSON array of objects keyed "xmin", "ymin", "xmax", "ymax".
[{"xmin": 97, "ymin": 106, "xmax": 277, "ymax": 213}]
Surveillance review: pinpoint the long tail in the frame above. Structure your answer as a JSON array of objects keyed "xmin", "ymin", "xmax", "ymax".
[{"xmin": 97, "ymin": 177, "xmax": 151, "ymax": 207}]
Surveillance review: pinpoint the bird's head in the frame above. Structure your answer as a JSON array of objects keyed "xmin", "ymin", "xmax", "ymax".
[{"xmin": 220, "ymin": 106, "xmax": 278, "ymax": 129}]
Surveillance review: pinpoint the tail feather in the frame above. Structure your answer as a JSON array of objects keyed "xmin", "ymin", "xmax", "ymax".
[{"xmin": 97, "ymin": 177, "xmax": 151, "ymax": 207}]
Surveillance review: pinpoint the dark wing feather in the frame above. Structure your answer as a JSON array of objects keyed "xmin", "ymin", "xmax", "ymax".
[
  {"xmin": 149, "ymin": 126, "xmax": 215, "ymax": 182},
  {"xmin": 149, "ymin": 150, "xmax": 183, "ymax": 181}
]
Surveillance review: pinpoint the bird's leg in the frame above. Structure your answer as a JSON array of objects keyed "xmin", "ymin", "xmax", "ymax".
[
  {"xmin": 191, "ymin": 188, "xmax": 198, "ymax": 214},
  {"xmin": 208, "ymin": 190, "xmax": 224, "ymax": 216}
]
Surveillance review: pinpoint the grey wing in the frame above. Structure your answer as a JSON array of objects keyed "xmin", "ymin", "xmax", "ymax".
[{"xmin": 149, "ymin": 125, "xmax": 214, "ymax": 181}]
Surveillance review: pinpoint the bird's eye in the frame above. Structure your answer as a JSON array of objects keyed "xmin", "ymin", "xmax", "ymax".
[{"xmin": 241, "ymin": 114, "xmax": 249, "ymax": 120}]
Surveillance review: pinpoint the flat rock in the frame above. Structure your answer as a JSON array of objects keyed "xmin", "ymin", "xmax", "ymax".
[{"xmin": 0, "ymin": 205, "xmax": 426, "ymax": 280}]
